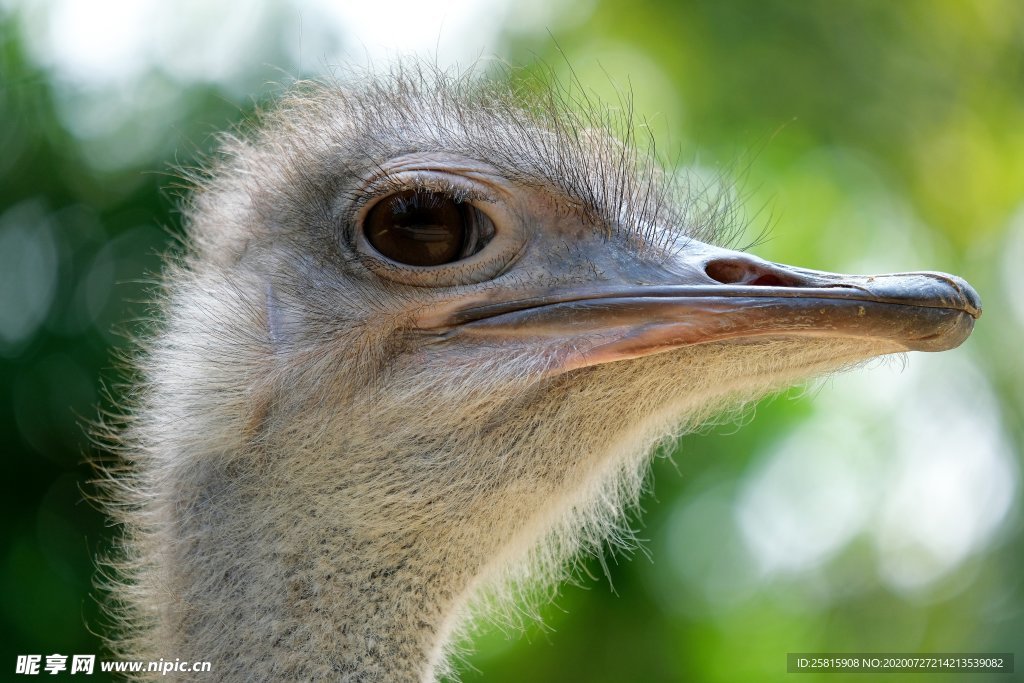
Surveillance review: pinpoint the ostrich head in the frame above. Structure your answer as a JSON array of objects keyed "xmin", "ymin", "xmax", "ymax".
[{"xmin": 109, "ymin": 68, "xmax": 980, "ymax": 681}]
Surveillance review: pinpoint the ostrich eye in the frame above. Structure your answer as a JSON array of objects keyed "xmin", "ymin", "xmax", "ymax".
[{"xmin": 363, "ymin": 190, "xmax": 492, "ymax": 267}]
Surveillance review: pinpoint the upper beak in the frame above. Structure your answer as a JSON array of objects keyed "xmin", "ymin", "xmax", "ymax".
[{"xmin": 430, "ymin": 248, "xmax": 982, "ymax": 373}]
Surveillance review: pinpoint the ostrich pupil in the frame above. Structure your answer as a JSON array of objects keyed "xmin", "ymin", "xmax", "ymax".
[{"xmin": 365, "ymin": 189, "xmax": 467, "ymax": 266}]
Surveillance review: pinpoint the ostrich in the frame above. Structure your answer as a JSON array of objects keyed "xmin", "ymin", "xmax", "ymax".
[{"xmin": 102, "ymin": 69, "xmax": 980, "ymax": 681}]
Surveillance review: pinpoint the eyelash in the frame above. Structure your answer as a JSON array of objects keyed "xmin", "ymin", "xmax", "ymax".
[{"xmin": 354, "ymin": 176, "xmax": 490, "ymax": 212}]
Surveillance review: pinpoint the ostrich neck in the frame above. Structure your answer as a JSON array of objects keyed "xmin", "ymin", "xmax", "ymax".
[
  {"xmin": 145, "ymin": 354, "xmax": 640, "ymax": 681},
  {"xmin": 158, "ymin": 455, "xmax": 476, "ymax": 682}
]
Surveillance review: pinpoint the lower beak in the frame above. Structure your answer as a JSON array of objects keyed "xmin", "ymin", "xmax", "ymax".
[{"xmin": 439, "ymin": 260, "xmax": 981, "ymax": 373}]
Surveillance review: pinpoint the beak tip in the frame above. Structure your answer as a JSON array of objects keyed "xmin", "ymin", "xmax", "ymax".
[
  {"xmin": 904, "ymin": 308, "xmax": 978, "ymax": 353},
  {"xmin": 930, "ymin": 271, "xmax": 982, "ymax": 319}
]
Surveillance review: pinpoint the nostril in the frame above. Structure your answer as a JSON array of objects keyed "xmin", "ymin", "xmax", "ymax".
[
  {"xmin": 704, "ymin": 260, "xmax": 748, "ymax": 285},
  {"xmin": 704, "ymin": 258, "xmax": 803, "ymax": 287},
  {"xmin": 748, "ymin": 273, "xmax": 793, "ymax": 287}
]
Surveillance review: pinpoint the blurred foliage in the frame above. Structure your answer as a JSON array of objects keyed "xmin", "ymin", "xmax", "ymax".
[{"xmin": 1, "ymin": 1, "xmax": 1022, "ymax": 682}]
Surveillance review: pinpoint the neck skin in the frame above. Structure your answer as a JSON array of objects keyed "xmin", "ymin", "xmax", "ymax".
[{"xmin": 154, "ymin": 460, "xmax": 481, "ymax": 682}]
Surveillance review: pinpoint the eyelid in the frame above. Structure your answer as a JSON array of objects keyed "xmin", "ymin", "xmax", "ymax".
[{"xmin": 352, "ymin": 171, "xmax": 498, "ymax": 217}]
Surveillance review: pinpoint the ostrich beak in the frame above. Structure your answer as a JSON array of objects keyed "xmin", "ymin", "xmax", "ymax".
[{"xmin": 437, "ymin": 247, "xmax": 982, "ymax": 373}]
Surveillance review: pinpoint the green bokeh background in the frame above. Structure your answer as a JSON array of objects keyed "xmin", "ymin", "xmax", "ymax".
[{"xmin": 2, "ymin": 1, "xmax": 1022, "ymax": 681}]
